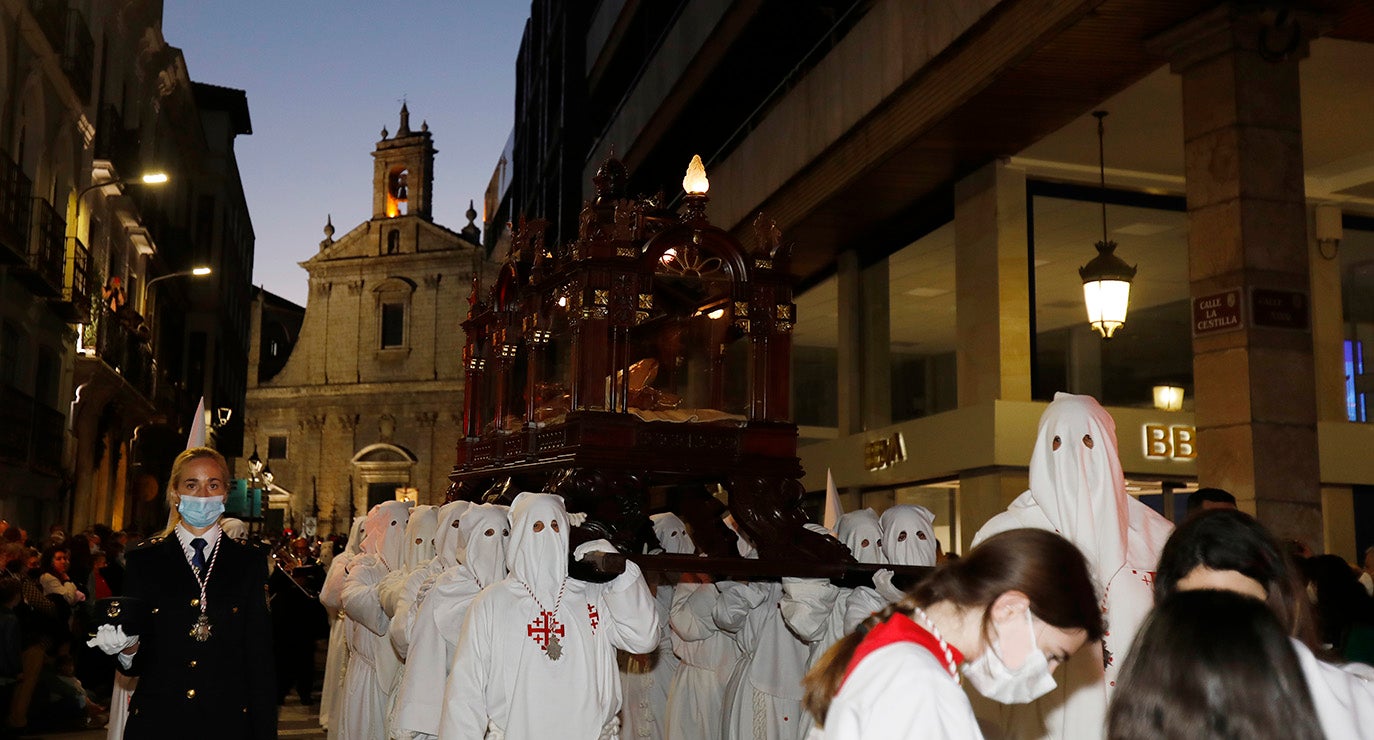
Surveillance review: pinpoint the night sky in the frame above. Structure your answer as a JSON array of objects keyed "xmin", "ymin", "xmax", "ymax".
[{"xmin": 163, "ymin": 1, "xmax": 530, "ymax": 306}]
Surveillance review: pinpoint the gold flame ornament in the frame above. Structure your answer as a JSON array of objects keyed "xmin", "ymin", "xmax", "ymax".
[{"xmin": 683, "ymin": 155, "xmax": 709, "ymax": 195}]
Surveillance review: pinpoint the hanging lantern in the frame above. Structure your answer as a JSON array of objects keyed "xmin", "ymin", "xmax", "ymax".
[{"xmin": 1079, "ymin": 111, "xmax": 1136, "ymax": 340}]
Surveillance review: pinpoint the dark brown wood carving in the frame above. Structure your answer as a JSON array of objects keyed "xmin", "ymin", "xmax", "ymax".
[{"xmin": 451, "ymin": 153, "xmax": 852, "ymax": 566}]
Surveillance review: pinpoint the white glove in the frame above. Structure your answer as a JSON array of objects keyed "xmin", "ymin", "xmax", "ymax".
[
  {"xmin": 873, "ymin": 568, "xmax": 905, "ymax": 603},
  {"xmin": 567, "ymin": 512, "xmax": 589, "ymax": 527},
  {"xmin": 86, "ymin": 624, "xmax": 138, "ymax": 656},
  {"xmin": 573, "ymin": 538, "xmax": 618, "ymax": 561}
]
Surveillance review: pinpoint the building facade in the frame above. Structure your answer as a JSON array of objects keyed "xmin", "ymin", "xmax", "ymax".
[
  {"xmin": 244, "ymin": 107, "xmax": 486, "ymax": 535},
  {"xmin": 508, "ymin": 0, "xmax": 1374, "ymax": 559},
  {"xmin": 0, "ymin": 0, "xmax": 254, "ymax": 536}
]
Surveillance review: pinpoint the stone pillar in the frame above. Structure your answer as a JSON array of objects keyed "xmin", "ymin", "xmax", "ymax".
[
  {"xmin": 1310, "ymin": 205, "xmax": 1355, "ymax": 555},
  {"xmin": 1152, "ymin": 5, "xmax": 1323, "ymax": 548},
  {"xmin": 955, "ymin": 160, "xmax": 1032, "ymax": 407},
  {"xmin": 836, "ymin": 251, "xmax": 892, "ymax": 434},
  {"xmin": 953, "ymin": 160, "xmax": 1032, "ymax": 553}
]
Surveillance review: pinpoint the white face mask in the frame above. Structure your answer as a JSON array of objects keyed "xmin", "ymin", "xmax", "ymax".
[{"xmin": 962, "ymin": 609, "xmax": 1058, "ymax": 704}]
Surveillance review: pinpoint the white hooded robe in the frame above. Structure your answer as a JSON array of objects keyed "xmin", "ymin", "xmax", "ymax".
[
  {"xmin": 392, "ymin": 503, "xmax": 507, "ymax": 740},
  {"xmin": 971, "ymin": 392, "xmax": 1172, "ymax": 740},
  {"xmin": 780, "ymin": 509, "xmax": 885, "ymax": 739},
  {"xmin": 846, "ymin": 505, "xmax": 938, "ymax": 632},
  {"xmin": 341, "ymin": 500, "xmax": 414, "ymax": 739},
  {"xmin": 713, "ymin": 578, "xmax": 810, "ymax": 740},
  {"xmin": 439, "ymin": 492, "xmax": 661, "ymax": 739},
  {"xmin": 665, "ymin": 579, "xmax": 740, "ymax": 740},
  {"xmin": 320, "ymin": 516, "xmax": 365, "ymax": 733},
  {"xmin": 619, "ymin": 514, "xmax": 689, "ymax": 740}
]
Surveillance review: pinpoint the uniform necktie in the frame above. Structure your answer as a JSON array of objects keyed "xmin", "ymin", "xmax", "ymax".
[{"xmin": 191, "ymin": 537, "xmax": 208, "ymax": 572}]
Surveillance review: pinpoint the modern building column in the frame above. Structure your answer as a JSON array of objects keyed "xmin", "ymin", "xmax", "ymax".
[
  {"xmin": 953, "ymin": 160, "xmax": 1032, "ymax": 552},
  {"xmin": 836, "ymin": 251, "xmax": 892, "ymax": 435},
  {"xmin": 1153, "ymin": 5, "xmax": 1323, "ymax": 548}
]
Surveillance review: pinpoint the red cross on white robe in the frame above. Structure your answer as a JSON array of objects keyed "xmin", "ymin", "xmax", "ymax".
[{"xmin": 527, "ymin": 610, "xmax": 566, "ymax": 652}]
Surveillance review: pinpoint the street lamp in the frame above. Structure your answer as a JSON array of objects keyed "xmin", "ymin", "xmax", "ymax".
[
  {"xmin": 72, "ymin": 171, "xmax": 170, "ymax": 237},
  {"xmin": 245, "ymin": 447, "xmax": 274, "ymax": 534},
  {"xmin": 1078, "ymin": 111, "xmax": 1136, "ymax": 340},
  {"xmin": 140, "ymin": 266, "xmax": 212, "ymax": 315}
]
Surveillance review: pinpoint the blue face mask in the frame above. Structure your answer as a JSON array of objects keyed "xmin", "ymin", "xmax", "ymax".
[{"xmin": 179, "ymin": 495, "xmax": 226, "ymax": 529}]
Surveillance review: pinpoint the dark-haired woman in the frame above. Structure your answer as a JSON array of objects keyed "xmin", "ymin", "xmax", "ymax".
[
  {"xmin": 1153, "ymin": 509, "xmax": 1374, "ymax": 737},
  {"xmin": 38, "ymin": 547, "xmax": 83, "ymax": 609},
  {"xmin": 1108, "ymin": 589, "xmax": 1323, "ymax": 740},
  {"xmin": 802, "ymin": 528, "xmax": 1104, "ymax": 739}
]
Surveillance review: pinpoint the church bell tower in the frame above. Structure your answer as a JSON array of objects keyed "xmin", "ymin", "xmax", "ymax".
[{"xmin": 372, "ymin": 102, "xmax": 436, "ymax": 221}]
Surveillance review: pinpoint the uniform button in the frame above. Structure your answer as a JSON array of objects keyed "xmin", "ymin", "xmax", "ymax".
[
  {"xmin": 242, "ymin": 707, "xmax": 248, "ymax": 713},
  {"xmin": 191, "ymin": 598, "xmax": 200, "ymax": 607},
  {"xmin": 186, "ymin": 689, "xmax": 196, "ymax": 699},
  {"xmin": 232, "ymin": 606, "xmax": 239, "ymax": 613},
  {"xmin": 188, "ymin": 660, "xmax": 198, "ymax": 668},
  {"xmin": 151, "ymin": 608, "xmax": 159, "ymax": 614}
]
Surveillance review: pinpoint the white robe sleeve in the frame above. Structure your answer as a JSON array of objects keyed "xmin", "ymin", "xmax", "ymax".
[
  {"xmin": 388, "ymin": 568, "xmax": 431, "ymax": 658},
  {"xmin": 342, "ymin": 557, "xmax": 390, "ymax": 637},
  {"xmin": 439, "ymin": 591, "xmax": 494, "ymax": 739},
  {"xmin": 587, "ymin": 559, "xmax": 661, "ymax": 654},
  {"xmin": 843, "ymin": 586, "xmax": 887, "ymax": 633},
  {"xmin": 669, "ymin": 582, "xmax": 721, "ymax": 641},
  {"xmin": 712, "ymin": 581, "xmax": 769, "ymax": 633},
  {"xmin": 319, "ymin": 554, "xmax": 351, "ymax": 620},
  {"xmin": 393, "ymin": 580, "xmax": 451, "ymax": 738},
  {"xmin": 780, "ymin": 577, "xmax": 841, "ymax": 643},
  {"xmin": 378, "ymin": 568, "xmax": 408, "ymax": 619}
]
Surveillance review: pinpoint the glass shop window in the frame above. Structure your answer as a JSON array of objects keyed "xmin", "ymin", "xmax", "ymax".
[
  {"xmin": 888, "ymin": 222, "xmax": 958, "ymax": 423},
  {"xmin": 1341, "ymin": 220, "xmax": 1374, "ymax": 422}
]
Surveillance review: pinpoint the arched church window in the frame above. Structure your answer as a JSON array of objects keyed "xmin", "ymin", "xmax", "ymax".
[{"xmin": 387, "ymin": 229, "xmax": 400, "ymax": 254}]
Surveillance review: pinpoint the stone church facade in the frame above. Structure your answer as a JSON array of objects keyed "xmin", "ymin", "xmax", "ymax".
[{"xmin": 244, "ymin": 106, "xmax": 484, "ymax": 535}]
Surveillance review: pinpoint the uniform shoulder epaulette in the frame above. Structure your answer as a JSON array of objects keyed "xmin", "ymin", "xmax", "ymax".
[{"xmin": 130, "ymin": 536, "xmax": 166, "ymax": 552}]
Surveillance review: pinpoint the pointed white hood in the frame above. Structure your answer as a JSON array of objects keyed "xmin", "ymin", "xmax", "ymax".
[
  {"xmin": 401, "ymin": 505, "xmax": 439, "ymax": 571},
  {"xmin": 456, "ymin": 503, "xmax": 510, "ymax": 589},
  {"xmin": 880, "ymin": 505, "xmax": 937, "ymax": 566},
  {"xmin": 1029, "ymin": 392, "xmax": 1129, "ymax": 577},
  {"xmin": 345, "ymin": 516, "xmax": 366, "ymax": 556},
  {"xmin": 433, "ymin": 501, "xmax": 472, "ymax": 569},
  {"xmin": 651, "ymin": 512, "xmax": 695, "ymax": 555},
  {"xmin": 507, "ymin": 492, "xmax": 569, "ymax": 606},
  {"xmin": 836, "ymin": 508, "xmax": 884, "ymax": 564},
  {"xmin": 362, "ymin": 499, "xmax": 414, "ymax": 571}
]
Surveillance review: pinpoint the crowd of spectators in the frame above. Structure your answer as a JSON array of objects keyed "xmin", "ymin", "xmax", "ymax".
[{"xmin": 0, "ymin": 518, "xmax": 342, "ymax": 737}]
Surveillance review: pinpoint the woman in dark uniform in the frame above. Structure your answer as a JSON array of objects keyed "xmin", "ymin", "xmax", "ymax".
[{"xmin": 88, "ymin": 447, "xmax": 276, "ymax": 739}]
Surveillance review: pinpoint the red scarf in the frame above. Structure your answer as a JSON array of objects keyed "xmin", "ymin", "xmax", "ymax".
[{"xmin": 842, "ymin": 612, "xmax": 965, "ymax": 688}]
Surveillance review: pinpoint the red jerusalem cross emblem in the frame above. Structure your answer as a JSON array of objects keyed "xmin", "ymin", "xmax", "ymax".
[
  {"xmin": 587, "ymin": 604, "xmax": 600, "ymax": 633},
  {"xmin": 527, "ymin": 610, "xmax": 566, "ymax": 659}
]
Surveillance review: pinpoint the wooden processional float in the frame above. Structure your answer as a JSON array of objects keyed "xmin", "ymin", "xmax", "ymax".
[{"xmin": 450, "ymin": 153, "xmax": 928, "ymax": 585}]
